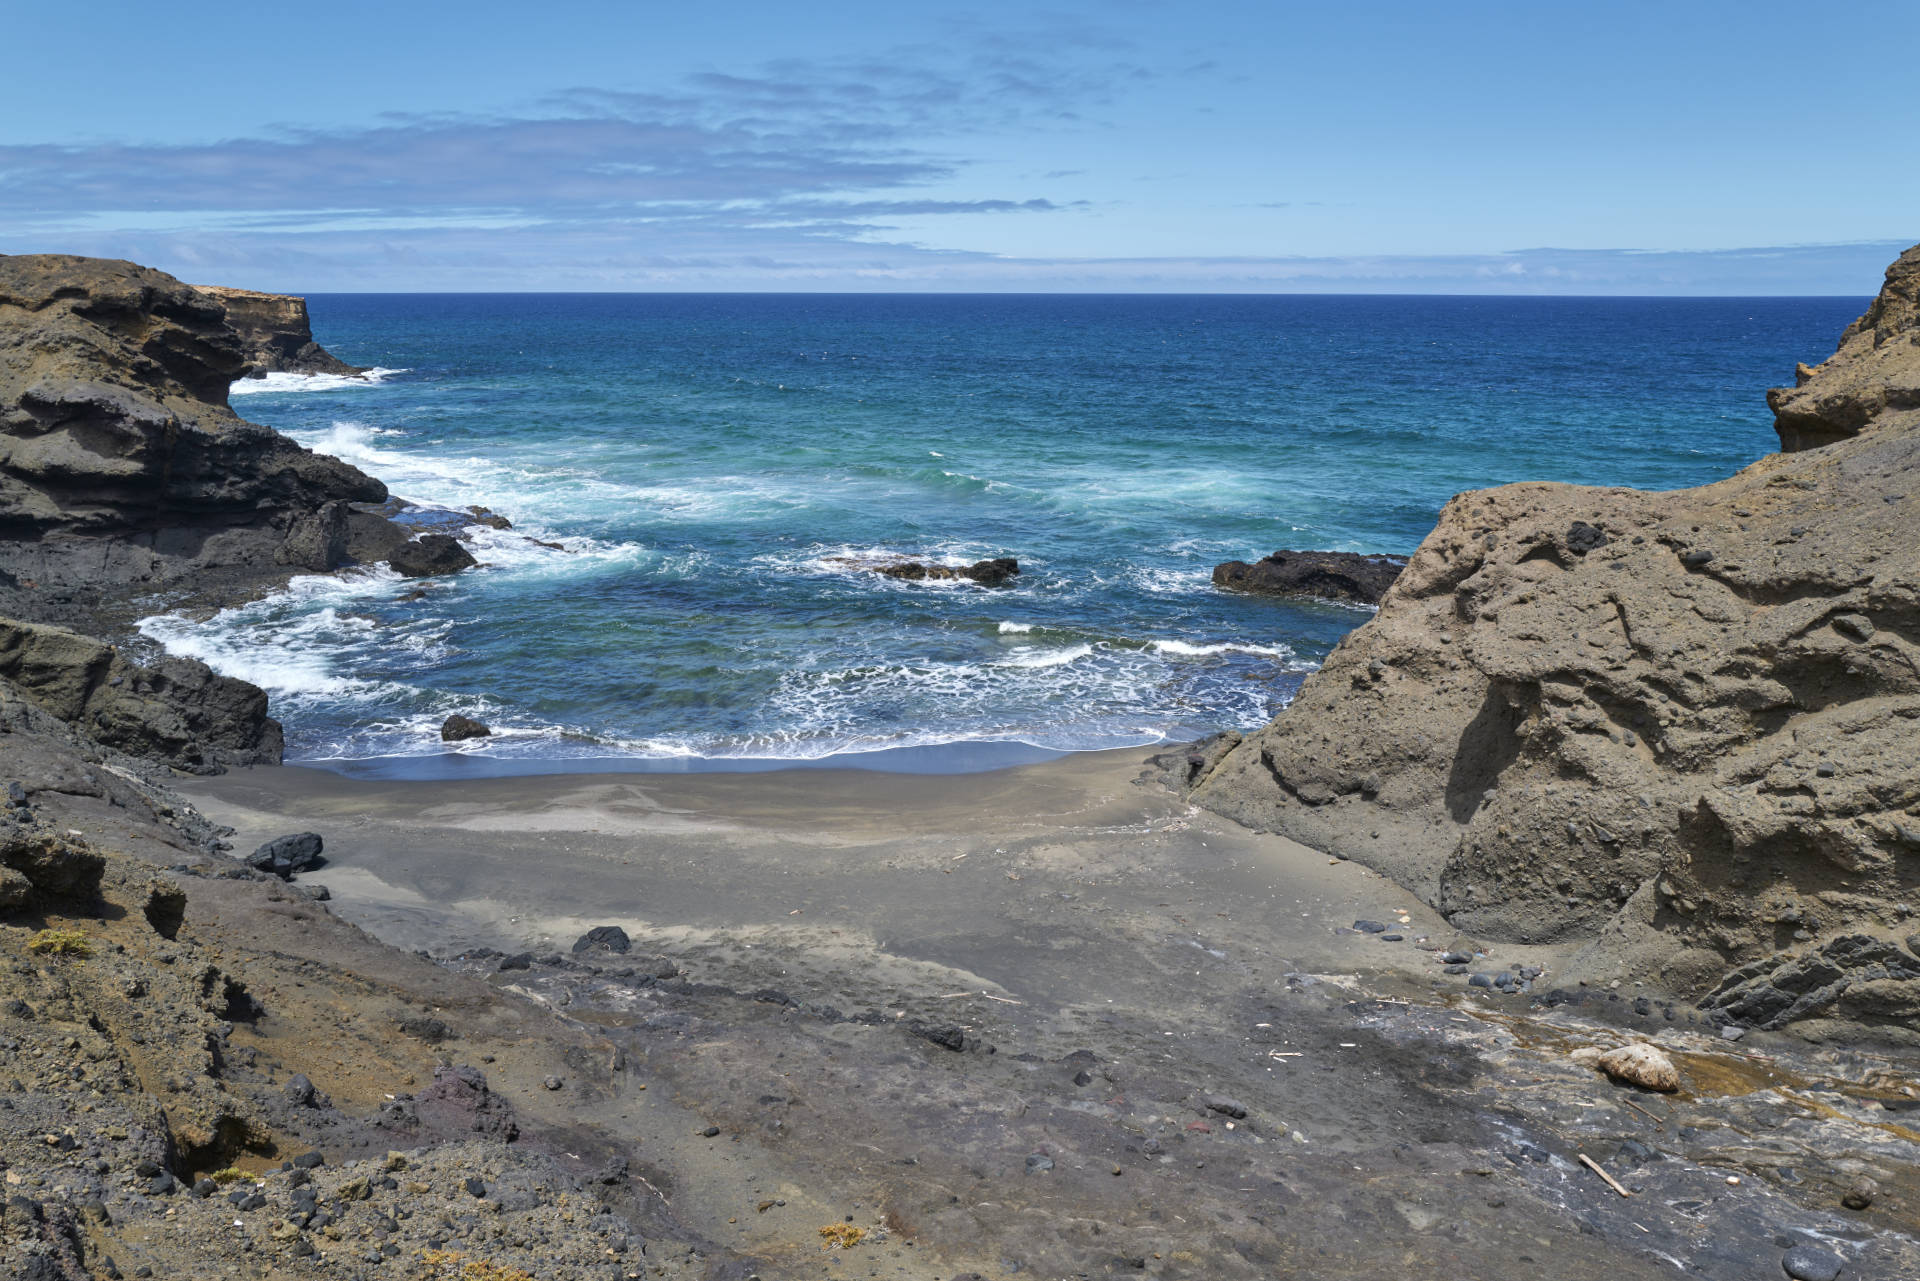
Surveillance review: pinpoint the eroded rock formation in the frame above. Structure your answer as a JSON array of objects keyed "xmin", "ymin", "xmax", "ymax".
[
  {"xmin": 0, "ymin": 616, "xmax": 281, "ymax": 772},
  {"xmin": 1194, "ymin": 243, "xmax": 1920, "ymax": 1041},
  {"xmin": 192, "ymin": 284, "xmax": 366, "ymax": 378},
  {"xmin": 0, "ymin": 254, "xmax": 396, "ymax": 626}
]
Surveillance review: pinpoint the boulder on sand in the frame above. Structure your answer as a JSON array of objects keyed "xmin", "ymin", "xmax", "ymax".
[
  {"xmin": 572, "ymin": 925, "xmax": 632, "ymax": 955},
  {"xmin": 246, "ymin": 832, "xmax": 324, "ymax": 879}
]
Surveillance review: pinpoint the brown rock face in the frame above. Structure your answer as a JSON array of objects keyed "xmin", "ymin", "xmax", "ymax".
[
  {"xmin": 192, "ymin": 284, "xmax": 367, "ymax": 377},
  {"xmin": 1767, "ymin": 244, "xmax": 1920, "ymax": 451},
  {"xmin": 0, "ymin": 254, "xmax": 390, "ymax": 620},
  {"xmin": 1194, "ymin": 243, "xmax": 1920, "ymax": 1037}
]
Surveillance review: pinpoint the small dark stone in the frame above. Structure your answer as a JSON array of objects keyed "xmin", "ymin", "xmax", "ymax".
[
  {"xmin": 1781, "ymin": 1244, "xmax": 1845, "ymax": 1281},
  {"xmin": 701, "ymin": 1126, "xmax": 721, "ymax": 1138},
  {"xmin": 1352, "ymin": 919, "xmax": 1389, "ymax": 933},
  {"xmin": 1468, "ymin": 973, "xmax": 1494, "ymax": 989},
  {"xmin": 1072, "ymin": 1069, "xmax": 1093, "ymax": 1087},
  {"xmin": 132, "ymin": 1158, "xmax": 162, "ymax": 1178},
  {"xmin": 285, "ymin": 1073, "xmax": 317, "ymax": 1106},
  {"xmin": 1566, "ymin": 521, "xmax": 1609, "ymax": 554},
  {"xmin": 572, "ymin": 925, "xmax": 632, "ymax": 955},
  {"xmin": 1203, "ymin": 1095, "xmax": 1248, "ymax": 1119},
  {"xmin": 464, "ymin": 1177, "xmax": 488, "ymax": 1197},
  {"xmin": 913, "ymin": 1023, "xmax": 968, "ymax": 1052},
  {"xmin": 1680, "ymin": 549, "xmax": 1715, "ymax": 568},
  {"xmin": 1440, "ymin": 951, "xmax": 1473, "ymax": 964},
  {"xmin": 292, "ymin": 1151, "xmax": 325, "ymax": 1169},
  {"xmin": 398, "ymin": 1015, "xmax": 451, "ymax": 1043},
  {"xmin": 1443, "ymin": 963, "xmax": 1469, "ymax": 974},
  {"xmin": 1380, "ymin": 933, "xmax": 1404, "ymax": 942},
  {"xmin": 497, "ymin": 952, "xmax": 533, "ymax": 972},
  {"xmin": 1024, "ymin": 1154, "xmax": 1054, "ymax": 1174}
]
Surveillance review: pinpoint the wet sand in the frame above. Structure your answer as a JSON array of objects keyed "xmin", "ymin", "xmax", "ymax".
[{"xmin": 175, "ymin": 750, "xmax": 1920, "ymax": 1280}]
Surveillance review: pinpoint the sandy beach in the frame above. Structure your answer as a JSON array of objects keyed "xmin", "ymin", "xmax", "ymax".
[{"xmin": 146, "ymin": 749, "xmax": 1917, "ymax": 1280}]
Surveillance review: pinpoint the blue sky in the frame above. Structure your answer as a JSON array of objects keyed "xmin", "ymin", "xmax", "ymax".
[{"xmin": 2, "ymin": 1, "xmax": 1913, "ymax": 292}]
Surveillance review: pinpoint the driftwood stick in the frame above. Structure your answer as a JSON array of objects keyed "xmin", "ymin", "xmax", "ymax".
[{"xmin": 1579, "ymin": 1153, "xmax": 1632, "ymax": 1198}]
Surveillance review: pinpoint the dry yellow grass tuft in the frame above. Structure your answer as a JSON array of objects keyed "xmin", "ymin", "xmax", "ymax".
[
  {"xmin": 818, "ymin": 1222, "xmax": 866, "ymax": 1249},
  {"xmin": 26, "ymin": 929, "xmax": 90, "ymax": 957}
]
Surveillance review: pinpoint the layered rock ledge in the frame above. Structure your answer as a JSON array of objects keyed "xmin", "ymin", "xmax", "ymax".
[
  {"xmin": 1212, "ymin": 548, "xmax": 1406, "ymax": 605},
  {"xmin": 192, "ymin": 284, "xmax": 367, "ymax": 378},
  {"xmin": 1192, "ymin": 242, "xmax": 1920, "ymax": 1043},
  {"xmin": 0, "ymin": 254, "xmax": 402, "ymax": 631}
]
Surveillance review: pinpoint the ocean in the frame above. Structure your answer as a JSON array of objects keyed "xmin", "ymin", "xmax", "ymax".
[{"xmin": 141, "ymin": 293, "xmax": 1864, "ymax": 777}]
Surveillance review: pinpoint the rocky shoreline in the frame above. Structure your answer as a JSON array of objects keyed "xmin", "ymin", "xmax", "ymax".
[
  {"xmin": 1, "ymin": 249, "xmax": 1916, "ymax": 1279},
  {"xmin": 1192, "ymin": 243, "xmax": 1920, "ymax": 1049}
]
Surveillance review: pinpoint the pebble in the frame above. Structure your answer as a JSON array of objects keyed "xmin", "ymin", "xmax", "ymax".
[
  {"xmin": 1024, "ymin": 1154, "xmax": 1054, "ymax": 1174},
  {"xmin": 542, "ymin": 1076, "xmax": 563, "ymax": 1091},
  {"xmin": 1782, "ymin": 1244, "xmax": 1845, "ymax": 1281},
  {"xmin": 1352, "ymin": 919, "xmax": 1389, "ymax": 934}
]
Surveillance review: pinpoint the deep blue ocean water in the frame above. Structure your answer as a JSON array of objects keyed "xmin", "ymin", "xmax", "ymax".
[{"xmin": 141, "ymin": 293, "xmax": 1865, "ymax": 775}]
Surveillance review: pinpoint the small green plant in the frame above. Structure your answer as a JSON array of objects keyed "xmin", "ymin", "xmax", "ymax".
[
  {"xmin": 819, "ymin": 1223, "xmax": 866, "ymax": 1249},
  {"xmin": 208, "ymin": 1167, "xmax": 250, "ymax": 1184},
  {"xmin": 26, "ymin": 929, "xmax": 90, "ymax": 957}
]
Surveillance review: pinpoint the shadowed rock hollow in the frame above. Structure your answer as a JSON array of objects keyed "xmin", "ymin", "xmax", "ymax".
[{"xmin": 1194, "ymin": 242, "xmax": 1920, "ymax": 1043}]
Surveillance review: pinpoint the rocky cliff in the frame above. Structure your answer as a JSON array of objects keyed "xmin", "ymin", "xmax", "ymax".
[
  {"xmin": 1193, "ymin": 243, "xmax": 1920, "ymax": 1043},
  {"xmin": 0, "ymin": 255, "xmax": 393, "ymax": 628},
  {"xmin": 192, "ymin": 284, "xmax": 367, "ymax": 378}
]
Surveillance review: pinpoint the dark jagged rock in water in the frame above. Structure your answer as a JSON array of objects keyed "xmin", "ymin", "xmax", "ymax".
[
  {"xmin": 572, "ymin": 925, "xmax": 632, "ymax": 954},
  {"xmin": 1191, "ymin": 243, "xmax": 1920, "ymax": 1043},
  {"xmin": 1211, "ymin": 549, "xmax": 1406, "ymax": 605},
  {"xmin": 441, "ymin": 714, "xmax": 492, "ymax": 742},
  {"xmin": 244, "ymin": 832, "xmax": 324, "ymax": 879},
  {"xmin": 0, "ymin": 254, "xmax": 399, "ymax": 627},
  {"xmin": 465, "ymin": 505, "xmax": 512, "ymax": 530},
  {"xmin": 1768, "ymin": 244, "xmax": 1920, "ymax": 451},
  {"xmin": 0, "ymin": 616, "xmax": 281, "ymax": 772},
  {"xmin": 387, "ymin": 534, "xmax": 477, "ymax": 578},
  {"xmin": 191, "ymin": 285, "xmax": 367, "ymax": 378},
  {"xmin": 875, "ymin": 557, "xmax": 1020, "ymax": 586}
]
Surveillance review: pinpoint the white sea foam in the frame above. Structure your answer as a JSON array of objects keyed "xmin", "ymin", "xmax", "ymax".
[
  {"xmin": 228, "ymin": 367, "xmax": 407, "ymax": 396},
  {"xmin": 998, "ymin": 644, "xmax": 1093, "ymax": 670},
  {"xmin": 1149, "ymin": 639, "xmax": 1298, "ymax": 661},
  {"xmin": 997, "ymin": 621, "xmax": 1035, "ymax": 634}
]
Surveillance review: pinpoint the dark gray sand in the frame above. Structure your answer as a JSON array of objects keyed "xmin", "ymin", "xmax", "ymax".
[{"xmin": 177, "ymin": 750, "xmax": 1920, "ymax": 1280}]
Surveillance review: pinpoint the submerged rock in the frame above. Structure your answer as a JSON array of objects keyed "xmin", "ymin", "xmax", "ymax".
[
  {"xmin": 1211, "ymin": 549, "xmax": 1407, "ymax": 604},
  {"xmin": 441, "ymin": 714, "xmax": 492, "ymax": 742},
  {"xmin": 875, "ymin": 557, "xmax": 1020, "ymax": 587},
  {"xmin": 388, "ymin": 535, "xmax": 478, "ymax": 578}
]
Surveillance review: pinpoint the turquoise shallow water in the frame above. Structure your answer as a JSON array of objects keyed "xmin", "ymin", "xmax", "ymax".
[{"xmin": 141, "ymin": 293, "xmax": 1864, "ymax": 773}]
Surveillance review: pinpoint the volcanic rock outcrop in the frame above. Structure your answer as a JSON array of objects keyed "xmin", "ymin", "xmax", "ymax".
[
  {"xmin": 0, "ymin": 616, "xmax": 281, "ymax": 772},
  {"xmin": 1194, "ymin": 243, "xmax": 1920, "ymax": 1042},
  {"xmin": 0, "ymin": 255, "xmax": 398, "ymax": 628},
  {"xmin": 192, "ymin": 284, "xmax": 367, "ymax": 378},
  {"xmin": 1213, "ymin": 549, "xmax": 1406, "ymax": 605}
]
